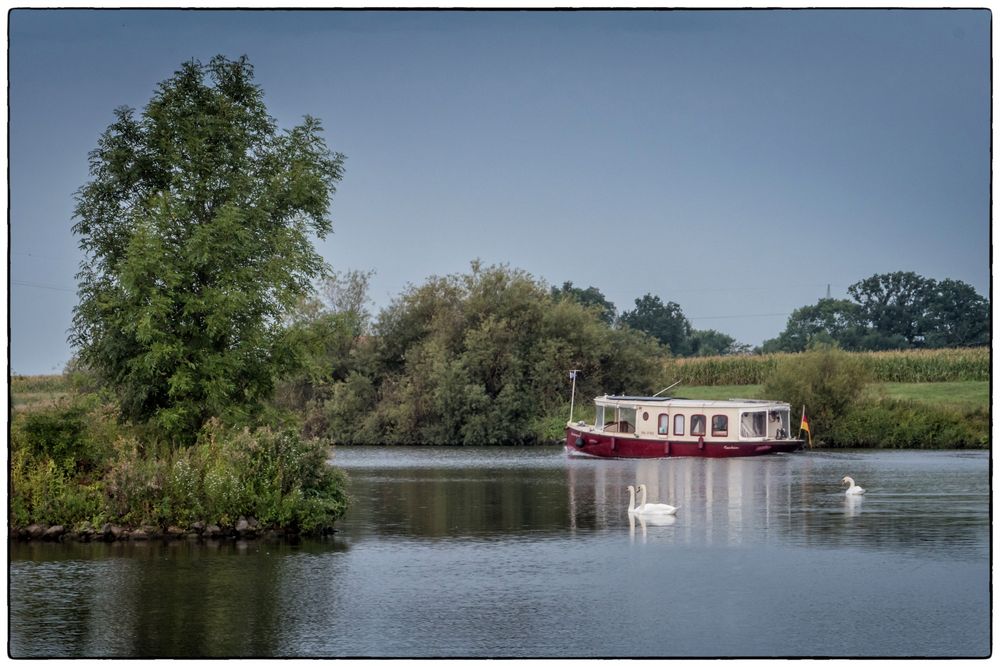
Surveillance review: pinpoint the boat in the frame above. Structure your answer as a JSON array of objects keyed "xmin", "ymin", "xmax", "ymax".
[{"xmin": 564, "ymin": 393, "xmax": 805, "ymax": 459}]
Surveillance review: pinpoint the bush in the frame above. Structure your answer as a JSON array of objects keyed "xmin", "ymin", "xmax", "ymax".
[
  {"xmin": 9, "ymin": 399, "xmax": 350, "ymax": 534},
  {"xmin": 763, "ymin": 344, "xmax": 871, "ymax": 443},
  {"xmin": 826, "ymin": 401, "xmax": 988, "ymax": 449},
  {"xmin": 18, "ymin": 404, "xmax": 89, "ymax": 470},
  {"xmin": 192, "ymin": 421, "xmax": 349, "ymax": 533},
  {"xmin": 10, "ymin": 446, "xmax": 107, "ymax": 528}
]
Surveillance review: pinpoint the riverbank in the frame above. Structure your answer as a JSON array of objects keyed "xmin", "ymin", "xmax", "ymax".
[
  {"xmin": 9, "ymin": 392, "xmax": 349, "ymax": 541},
  {"xmin": 8, "ymin": 355, "xmax": 989, "ymax": 538},
  {"xmin": 13, "ymin": 517, "xmax": 333, "ymax": 543}
]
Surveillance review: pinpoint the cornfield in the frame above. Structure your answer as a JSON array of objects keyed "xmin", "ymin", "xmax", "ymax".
[{"xmin": 664, "ymin": 347, "xmax": 989, "ymax": 386}]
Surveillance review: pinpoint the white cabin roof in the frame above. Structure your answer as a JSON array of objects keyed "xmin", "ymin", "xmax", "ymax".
[{"xmin": 594, "ymin": 395, "xmax": 789, "ymax": 410}]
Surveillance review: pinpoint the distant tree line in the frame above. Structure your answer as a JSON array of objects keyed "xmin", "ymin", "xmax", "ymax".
[
  {"xmin": 550, "ymin": 282, "xmax": 749, "ymax": 357},
  {"xmin": 761, "ymin": 272, "xmax": 990, "ymax": 353},
  {"xmin": 551, "ymin": 271, "xmax": 989, "ymax": 356}
]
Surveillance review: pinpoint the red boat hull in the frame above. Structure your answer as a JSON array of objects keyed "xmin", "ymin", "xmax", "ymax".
[{"xmin": 565, "ymin": 427, "xmax": 804, "ymax": 459}]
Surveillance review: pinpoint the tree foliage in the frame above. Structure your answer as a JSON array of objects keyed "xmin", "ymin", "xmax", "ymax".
[
  {"xmin": 314, "ymin": 263, "xmax": 668, "ymax": 444},
  {"xmin": 70, "ymin": 56, "xmax": 345, "ymax": 443},
  {"xmin": 763, "ymin": 272, "xmax": 989, "ymax": 353},
  {"xmin": 761, "ymin": 298, "xmax": 867, "ymax": 353},
  {"xmin": 922, "ymin": 279, "xmax": 991, "ymax": 348},
  {"xmin": 687, "ymin": 328, "xmax": 746, "ymax": 356},
  {"xmin": 550, "ymin": 281, "xmax": 617, "ymax": 324},
  {"xmin": 619, "ymin": 294, "xmax": 693, "ymax": 355},
  {"xmin": 847, "ymin": 271, "xmax": 932, "ymax": 347}
]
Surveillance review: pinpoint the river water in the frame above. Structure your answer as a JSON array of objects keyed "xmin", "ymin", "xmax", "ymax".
[{"xmin": 8, "ymin": 447, "xmax": 990, "ymax": 658}]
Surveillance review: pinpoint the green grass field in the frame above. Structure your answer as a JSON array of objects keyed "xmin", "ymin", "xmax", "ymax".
[{"xmin": 871, "ymin": 381, "xmax": 989, "ymax": 411}]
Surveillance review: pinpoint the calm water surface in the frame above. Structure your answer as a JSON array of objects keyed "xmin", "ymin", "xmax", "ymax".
[{"xmin": 9, "ymin": 447, "xmax": 990, "ymax": 657}]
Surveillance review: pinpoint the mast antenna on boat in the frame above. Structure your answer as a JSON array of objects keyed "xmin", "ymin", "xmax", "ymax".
[
  {"xmin": 653, "ymin": 380, "xmax": 682, "ymax": 397},
  {"xmin": 568, "ymin": 370, "xmax": 581, "ymax": 422}
]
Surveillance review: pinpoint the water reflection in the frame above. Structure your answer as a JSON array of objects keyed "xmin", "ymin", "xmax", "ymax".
[
  {"xmin": 339, "ymin": 448, "xmax": 988, "ymax": 560},
  {"xmin": 628, "ymin": 512, "xmax": 677, "ymax": 543},
  {"xmin": 844, "ymin": 494, "xmax": 863, "ymax": 518},
  {"xmin": 9, "ymin": 448, "xmax": 989, "ymax": 658},
  {"xmin": 9, "ymin": 539, "xmax": 348, "ymax": 658},
  {"xmin": 563, "ymin": 451, "xmax": 987, "ymax": 557}
]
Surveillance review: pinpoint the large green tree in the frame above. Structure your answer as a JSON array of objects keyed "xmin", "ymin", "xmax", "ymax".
[
  {"xmin": 847, "ymin": 271, "xmax": 932, "ymax": 347},
  {"xmin": 70, "ymin": 56, "xmax": 345, "ymax": 442},
  {"xmin": 619, "ymin": 293, "xmax": 692, "ymax": 355},
  {"xmin": 921, "ymin": 278, "xmax": 990, "ymax": 348}
]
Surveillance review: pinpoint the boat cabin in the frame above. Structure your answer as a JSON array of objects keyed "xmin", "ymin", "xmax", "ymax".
[{"xmin": 588, "ymin": 395, "xmax": 793, "ymax": 443}]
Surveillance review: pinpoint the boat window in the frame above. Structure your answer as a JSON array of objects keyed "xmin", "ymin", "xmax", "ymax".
[
  {"xmin": 599, "ymin": 405, "xmax": 636, "ymax": 433},
  {"xmin": 711, "ymin": 415, "xmax": 728, "ymax": 437},
  {"xmin": 658, "ymin": 414, "xmax": 669, "ymax": 435},
  {"xmin": 620, "ymin": 407, "xmax": 637, "ymax": 433},
  {"xmin": 691, "ymin": 414, "xmax": 706, "ymax": 436},
  {"xmin": 740, "ymin": 411, "xmax": 767, "ymax": 438},
  {"xmin": 595, "ymin": 404, "xmax": 605, "ymax": 428},
  {"xmin": 673, "ymin": 414, "xmax": 685, "ymax": 435},
  {"xmin": 769, "ymin": 409, "xmax": 790, "ymax": 439}
]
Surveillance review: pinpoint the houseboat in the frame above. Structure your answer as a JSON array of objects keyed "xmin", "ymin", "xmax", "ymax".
[{"xmin": 565, "ymin": 394, "xmax": 805, "ymax": 459}]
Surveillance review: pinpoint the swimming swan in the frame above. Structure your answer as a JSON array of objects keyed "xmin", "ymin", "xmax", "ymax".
[
  {"xmin": 627, "ymin": 485, "xmax": 640, "ymax": 513},
  {"xmin": 636, "ymin": 484, "xmax": 679, "ymax": 515},
  {"xmin": 841, "ymin": 476, "xmax": 866, "ymax": 495}
]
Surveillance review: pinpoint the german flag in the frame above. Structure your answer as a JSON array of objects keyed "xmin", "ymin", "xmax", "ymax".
[{"xmin": 800, "ymin": 407, "xmax": 812, "ymax": 447}]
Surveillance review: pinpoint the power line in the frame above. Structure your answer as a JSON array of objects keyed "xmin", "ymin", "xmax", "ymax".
[
  {"xmin": 11, "ymin": 280, "xmax": 76, "ymax": 293},
  {"xmin": 688, "ymin": 312, "xmax": 790, "ymax": 321},
  {"xmin": 666, "ymin": 285, "xmax": 831, "ymax": 294}
]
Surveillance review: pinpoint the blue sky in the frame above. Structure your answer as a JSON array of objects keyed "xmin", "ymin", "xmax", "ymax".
[{"xmin": 9, "ymin": 9, "xmax": 992, "ymax": 374}]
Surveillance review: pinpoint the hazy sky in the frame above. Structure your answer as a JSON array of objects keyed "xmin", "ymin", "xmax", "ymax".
[{"xmin": 9, "ymin": 9, "xmax": 992, "ymax": 374}]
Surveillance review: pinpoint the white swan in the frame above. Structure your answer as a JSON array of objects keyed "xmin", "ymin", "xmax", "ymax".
[
  {"xmin": 841, "ymin": 476, "xmax": 866, "ymax": 495},
  {"xmin": 627, "ymin": 485, "xmax": 640, "ymax": 513},
  {"xmin": 636, "ymin": 484, "xmax": 679, "ymax": 515}
]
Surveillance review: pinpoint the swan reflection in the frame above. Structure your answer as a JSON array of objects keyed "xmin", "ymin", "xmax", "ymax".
[
  {"xmin": 629, "ymin": 509, "xmax": 677, "ymax": 543},
  {"xmin": 844, "ymin": 493, "xmax": 863, "ymax": 517}
]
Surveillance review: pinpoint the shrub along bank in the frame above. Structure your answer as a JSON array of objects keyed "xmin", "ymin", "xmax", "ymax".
[{"xmin": 9, "ymin": 394, "xmax": 348, "ymax": 541}]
